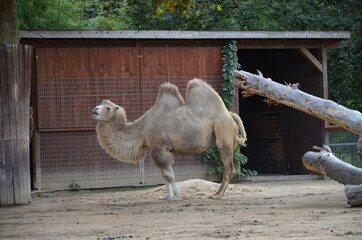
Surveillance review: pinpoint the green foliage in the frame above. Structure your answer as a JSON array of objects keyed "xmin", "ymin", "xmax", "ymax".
[
  {"xmin": 18, "ymin": 0, "xmax": 84, "ymax": 29},
  {"xmin": 18, "ymin": 0, "xmax": 129, "ymax": 30},
  {"xmin": 69, "ymin": 180, "xmax": 82, "ymax": 191},
  {"xmin": 202, "ymin": 40, "xmax": 256, "ymax": 180},
  {"xmin": 221, "ymin": 40, "xmax": 240, "ymax": 109},
  {"xmin": 202, "ymin": 141, "xmax": 256, "ymax": 179}
]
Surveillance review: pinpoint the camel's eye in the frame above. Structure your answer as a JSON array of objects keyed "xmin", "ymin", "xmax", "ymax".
[{"xmin": 106, "ymin": 107, "xmax": 111, "ymax": 110}]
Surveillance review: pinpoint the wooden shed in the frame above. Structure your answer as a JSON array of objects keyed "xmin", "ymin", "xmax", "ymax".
[{"xmin": 20, "ymin": 30, "xmax": 349, "ymax": 190}]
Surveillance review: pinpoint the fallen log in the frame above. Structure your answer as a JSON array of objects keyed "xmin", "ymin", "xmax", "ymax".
[
  {"xmin": 345, "ymin": 185, "xmax": 362, "ymax": 207},
  {"xmin": 234, "ymin": 70, "xmax": 362, "ymax": 138},
  {"xmin": 302, "ymin": 146, "xmax": 362, "ymax": 185},
  {"xmin": 302, "ymin": 146, "xmax": 362, "ymax": 207},
  {"xmin": 234, "ymin": 69, "xmax": 362, "ymax": 206}
]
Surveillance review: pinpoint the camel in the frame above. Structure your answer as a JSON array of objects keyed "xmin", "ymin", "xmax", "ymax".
[{"xmin": 92, "ymin": 79, "xmax": 246, "ymax": 200}]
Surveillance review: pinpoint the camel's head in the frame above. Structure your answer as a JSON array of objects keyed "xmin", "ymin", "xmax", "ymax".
[{"xmin": 92, "ymin": 100, "xmax": 126, "ymax": 123}]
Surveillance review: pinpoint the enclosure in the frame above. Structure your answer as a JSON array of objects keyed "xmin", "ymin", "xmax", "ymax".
[
  {"xmin": 1, "ymin": 179, "xmax": 361, "ymax": 240},
  {"xmin": 20, "ymin": 30, "xmax": 351, "ymax": 191}
]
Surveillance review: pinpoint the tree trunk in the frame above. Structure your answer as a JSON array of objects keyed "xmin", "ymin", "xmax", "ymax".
[
  {"xmin": 234, "ymin": 69, "xmax": 362, "ymax": 206},
  {"xmin": 0, "ymin": 0, "xmax": 19, "ymax": 45},
  {"xmin": 302, "ymin": 146, "xmax": 362, "ymax": 185},
  {"xmin": 345, "ymin": 185, "xmax": 362, "ymax": 207},
  {"xmin": 302, "ymin": 146, "xmax": 362, "ymax": 207},
  {"xmin": 234, "ymin": 70, "xmax": 362, "ymax": 138}
]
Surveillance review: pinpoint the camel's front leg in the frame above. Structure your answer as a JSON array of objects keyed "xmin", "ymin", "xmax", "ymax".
[
  {"xmin": 159, "ymin": 178, "xmax": 172, "ymax": 200},
  {"xmin": 151, "ymin": 149, "xmax": 181, "ymax": 201},
  {"xmin": 158, "ymin": 168, "xmax": 181, "ymax": 201}
]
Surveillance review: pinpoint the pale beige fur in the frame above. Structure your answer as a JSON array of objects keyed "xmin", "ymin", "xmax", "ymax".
[{"xmin": 93, "ymin": 79, "xmax": 246, "ymax": 200}]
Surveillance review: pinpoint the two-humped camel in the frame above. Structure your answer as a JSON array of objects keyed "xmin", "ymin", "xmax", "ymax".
[{"xmin": 92, "ymin": 79, "xmax": 246, "ymax": 200}]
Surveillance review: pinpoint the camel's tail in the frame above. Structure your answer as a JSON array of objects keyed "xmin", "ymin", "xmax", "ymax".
[{"xmin": 229, "ymin": 112, "xmax": 247, "ymax": 144}]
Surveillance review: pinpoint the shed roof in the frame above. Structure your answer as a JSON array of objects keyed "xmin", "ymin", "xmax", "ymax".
[{"xmin": 20, "ymin": 30, "xmax": 350, "ymax": 40}]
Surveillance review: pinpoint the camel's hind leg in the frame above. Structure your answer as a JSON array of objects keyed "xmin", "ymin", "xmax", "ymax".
[
  {"xmin": 151, "ymin": 149, "xmax": 181, "ymax": 201},
  {"xmin": 210, "ymin": 120, "xmax": 237, "ymax": 199},
  {"xmin": 210, "ymin": 148, "xmax": 236, "ymax": 199}
]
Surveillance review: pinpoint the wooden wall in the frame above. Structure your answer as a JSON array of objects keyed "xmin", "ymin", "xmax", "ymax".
[
  {"xmin": 33, "ymin": 41, "xmax": 223, "ymax": 190},
  {"xmin": 0, "ymin": 45, "xmax": 32, "ymax": 204}
]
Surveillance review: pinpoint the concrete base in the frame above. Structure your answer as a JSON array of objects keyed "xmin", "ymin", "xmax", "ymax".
[{"xmin": 241, "ymin": 174, "xmax": 325, "ymax": 182}]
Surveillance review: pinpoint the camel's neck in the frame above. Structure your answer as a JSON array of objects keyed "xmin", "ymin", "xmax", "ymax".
[{"xmin": 96, "ymin": 119, "xmax": 147, "ymax": 164}]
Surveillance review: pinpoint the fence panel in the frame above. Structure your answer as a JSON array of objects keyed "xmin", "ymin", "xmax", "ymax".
[
  {"xmin": 328, "ymin": 131, "xmax": 361, "ymax": 168},
  {"xmin": 34, "ymin": 44, "xmax": 223, "ymax": 190}
]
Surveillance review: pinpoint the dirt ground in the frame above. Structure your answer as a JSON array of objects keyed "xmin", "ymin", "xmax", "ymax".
[{"xmin": 1, "ymin": 179, "xmax": 361, "ymax": 240}]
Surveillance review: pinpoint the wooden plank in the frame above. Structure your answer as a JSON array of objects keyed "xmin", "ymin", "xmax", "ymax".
[
  {"xmin": 0, "ymin": 45, "xmax": 32, "ymax": 205},
  {"xmin": 32, "ymin": 131, "xmax": 41, "ymax": 190},
  {"xmin": 0, "ymin": 45, "xmax": 10, "ymax": 204},
  {"xmin": 321, "ymin": 48, "xmax": 328, "ymax": 99},
  {"xmin": 11, "ymin": 44, "xmax": 22, "ymax": 204},
  {"xmin": 237, "ymin": 40, "xmax": 341, "ymax": 49},
  {"xmin": 36, "ymin": 47, "xmax": 142, "ymax": 129},
  {"xmin": 19, "ymin": 45, "xmax": 32, "ymax": 202},
  {"xmin": 325, "ymin": 125, "xmax": 348, "ymax": 132},
  {"xmin": 3, "ymin": 45, "xmax": 16, "ymax": 204},
  {"xmin": 298, "ymin": 48, "xmax": 323, "ymax": 73},
  {"xmin": 20, "ymin": 30, "xmax": 351, "ymax": 41}
]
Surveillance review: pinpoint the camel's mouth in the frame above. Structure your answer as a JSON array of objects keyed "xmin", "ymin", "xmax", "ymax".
[{"xmin": 92, "ymin": 109, "xmax": 100, "ymax": 119}]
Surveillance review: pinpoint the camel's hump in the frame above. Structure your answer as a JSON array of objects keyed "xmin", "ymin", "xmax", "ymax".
[
  {"xmin": 187, "ymin": 78, "xmax": 212, "ymax": 90},
  {"xmin": 155, "ymin": 82, "xmax": 184, "ymax": 109},
  {"xmin": 158, "ymin": 82, "xmax": 180, "ymax": 97}
]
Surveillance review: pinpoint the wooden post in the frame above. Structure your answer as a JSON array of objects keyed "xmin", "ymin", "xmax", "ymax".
[
  {"xmin": 0, "ymin": 44, "xmax": 32, "ymax": 205},
  {"xmin": 357, "ymin": 137, "xmax": 362, "ymax": 159}
]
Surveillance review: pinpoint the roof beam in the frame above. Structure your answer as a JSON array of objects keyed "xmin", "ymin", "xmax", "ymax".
[
  {"xmin": 298, "ymin": 48, "xmax": 323, "ymax": 73},
  {"xmin": 20, "ymin": 30, "xmax": 351, "ymax": 41}
]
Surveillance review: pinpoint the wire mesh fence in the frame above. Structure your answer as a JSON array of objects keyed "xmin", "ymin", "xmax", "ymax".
[
  {"xmin": 328, "ymin": 131, "xmax": 361, "ymax": 168},
  {"xmin": 35, "ymin": 76, "xmax": 223, "ymax": 190}
]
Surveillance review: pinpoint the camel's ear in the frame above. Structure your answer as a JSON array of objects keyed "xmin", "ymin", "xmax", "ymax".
[{"xmin": 115, "ymin": 106, "xmax": 119, "ymax": 111}]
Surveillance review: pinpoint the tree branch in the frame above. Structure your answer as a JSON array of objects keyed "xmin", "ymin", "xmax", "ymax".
[{"xmin": 234, "ymin": 69, "xmax": 362, "ymax": 138}]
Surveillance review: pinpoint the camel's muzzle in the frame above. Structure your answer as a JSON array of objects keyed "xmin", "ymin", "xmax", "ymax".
[{"xmin": 92, "ymin": 107, "xmax": 100, "ymax": 119}]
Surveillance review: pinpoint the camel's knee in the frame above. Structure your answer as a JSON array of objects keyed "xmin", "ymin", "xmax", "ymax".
[
  {"xmin": 151, "ymin": 149, "xmax": 174, "ymax": 170},
  {"xmin": 162, "ymin": 170, "xmax": 175, "ymax": 183}
]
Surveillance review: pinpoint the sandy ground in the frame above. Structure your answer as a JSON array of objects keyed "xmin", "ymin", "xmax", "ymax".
[{"xmin": 0, "ymin": 179, "xmax": 361, "ymax": 240}]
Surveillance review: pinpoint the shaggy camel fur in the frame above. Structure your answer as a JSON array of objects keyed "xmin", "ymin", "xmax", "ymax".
[{"xmin": 92, "ymin": 79, "xmax": 246, "ymax": 200}]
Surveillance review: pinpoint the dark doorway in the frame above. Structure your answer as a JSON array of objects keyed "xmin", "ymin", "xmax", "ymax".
[{"xmin": 238, "ymin": 49, "xmax": 324, "ymax": 174}]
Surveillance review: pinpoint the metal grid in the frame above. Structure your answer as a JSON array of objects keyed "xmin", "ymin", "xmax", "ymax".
[
  {"xmin": 239, "ymin": 49, "xmax": 324, "ymax": 175},
  {"xmin": 328, "ymin": 131, "xmax": 361, "ymax": 168},
  {"xmin": 36, "ymin": 76, "xmax": 223, "ymax": 190},
  {"xmin": 37, "ymin": 77, "xmax": 143, "ymax": 129}
]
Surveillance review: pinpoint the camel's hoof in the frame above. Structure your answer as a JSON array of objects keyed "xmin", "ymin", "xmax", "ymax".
[
  {"xmin": 159, "ymin": 195, "xmax": 171, "ymax": 200},
  {"xmin": 170, "ymin": 194, "xmax": 181, "ymax": 201},
  {"xmin": 209, "ymin": 194, "xmax": 224, "ymax": 199}
]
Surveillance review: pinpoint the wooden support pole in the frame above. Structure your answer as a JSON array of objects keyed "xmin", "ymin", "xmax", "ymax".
[
  {"xmin": 357, "ymin": 137, "xmax": 362, "ymax": 159},
  {"xmin": 0, "ymin": 45, "xmax": 32, "ymax": 205}
]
